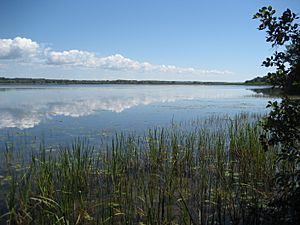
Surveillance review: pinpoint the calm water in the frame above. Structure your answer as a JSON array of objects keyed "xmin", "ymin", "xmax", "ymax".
[{"xmin": 0, "ymin": 84, "xmax": 275, "ymax": 148}]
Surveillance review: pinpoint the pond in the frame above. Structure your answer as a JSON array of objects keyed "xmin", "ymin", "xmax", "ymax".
[{"xmin": 0, "ymin": 84, "xmax": 276, "ymax": 149}]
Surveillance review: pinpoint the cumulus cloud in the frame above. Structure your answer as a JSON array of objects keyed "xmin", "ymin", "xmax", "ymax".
[
  {"xmin": 46, "ymin": 51, "xmax": 232, "ymax": 75},
  {"xmin": 46, "ymin": 50, "xmax": 99, "ymax": 67},
  {"xmin": 0, "ymin": 37, "xmax": 40, "ymax": 59},
  {"xmin": 98, "ymin": 54, "xmax": 146, "ymax": 71},
  {"xmin": 0, "ymin": 36, "xmax": 233, "ymax": 76}
]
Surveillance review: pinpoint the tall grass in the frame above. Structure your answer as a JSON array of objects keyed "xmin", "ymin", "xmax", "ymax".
[{"xmin": 0, "ymin": 114, "xmax": 276, "ymax": 225}]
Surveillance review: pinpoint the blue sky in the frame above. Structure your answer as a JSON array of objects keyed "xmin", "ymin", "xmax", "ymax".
[{"xmin": 0, "ymin": 0, "xmax": 299, "ymax": 82}]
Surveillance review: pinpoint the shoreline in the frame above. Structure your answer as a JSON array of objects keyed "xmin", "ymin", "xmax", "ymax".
[{"xmin": 0, "ymin": 77, "xmax": 267, "ymax": 86}]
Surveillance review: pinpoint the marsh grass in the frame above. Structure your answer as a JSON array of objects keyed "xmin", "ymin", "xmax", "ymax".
[{"xmin": 0, "ymin": 114, "xmax": 276, "ymax": 225}]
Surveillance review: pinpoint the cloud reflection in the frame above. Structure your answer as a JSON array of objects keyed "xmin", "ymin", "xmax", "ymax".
[{"xmin": 0, "ymin": 85, "xmax": 247, "ymax": 129}]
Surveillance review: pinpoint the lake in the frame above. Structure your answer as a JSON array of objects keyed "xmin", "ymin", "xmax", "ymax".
[{"xmin": 0, "ymin": 84, "xmax": 275, "ymax": 149}]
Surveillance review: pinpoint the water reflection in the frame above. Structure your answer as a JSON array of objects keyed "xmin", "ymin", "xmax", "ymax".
[{"xmin": 0, "ymin": 85, "xmax": 271, "ymax": 130}]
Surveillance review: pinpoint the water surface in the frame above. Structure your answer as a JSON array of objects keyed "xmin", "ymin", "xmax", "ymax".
[{"xmin": 0, "ymin": 84, "xmax": 275, "ymax": 148}]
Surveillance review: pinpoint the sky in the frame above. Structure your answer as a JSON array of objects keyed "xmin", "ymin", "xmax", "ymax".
[{"xmin": 0, "ymin": 0, "xmax": 299, "ymax": 82}]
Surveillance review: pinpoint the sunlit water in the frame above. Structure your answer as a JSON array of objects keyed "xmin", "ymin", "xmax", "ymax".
[{"xmin": 0, "ymin": 84, "xmax": 276, "ymax": 149}]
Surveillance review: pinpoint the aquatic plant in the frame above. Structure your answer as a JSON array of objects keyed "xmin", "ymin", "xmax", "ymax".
[{"xmin": 0, "ymin": 114, "xmax": 276, "ymax": 225}]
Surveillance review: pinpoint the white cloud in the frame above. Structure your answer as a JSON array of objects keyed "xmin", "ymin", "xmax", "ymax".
[
  {"xmin": 0, "ymin": 37, "xmax": 40, "ymax": 59},
  {"xmin": 46, "ymin": 50, "xmax": 99, "ymax": 67},
  {"xmin": 157, "ymin": 65, "xmax": 232, "ymax": 75},
  {"xmin": 98, "ymin": 54, "xmax": 144, "ymax": 70},
  {"xmin": 46, "ymin": 51, "xmax": 232, "ymax": 75},
  {"xmin": 0, "ymin": 36, "xmax": 233, "ymax": 76}
]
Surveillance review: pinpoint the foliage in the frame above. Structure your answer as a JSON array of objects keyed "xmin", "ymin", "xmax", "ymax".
[
  {"xmin": 244, "ymin": 76, "xmax": 269, "ymax": 85},
  {"xmin": 259, "ymin": 98, "xmax": 300, "ymax": 224},
  {"xmin": 261, "ymin": 99, "xmax": 300, "ymax": 188},
  {"xmin": 0, "ymin": 77, "xmax": 243, "ymax": 86},
  {"xmin": 253, "ymin": 6, "xmax": 300, "ymax": 94},
  {"xmin": 254, "ymin": 6, "xmax": 300, "ymax": 224}
]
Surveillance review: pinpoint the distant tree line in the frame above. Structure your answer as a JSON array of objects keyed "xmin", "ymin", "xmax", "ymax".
[
  {"xmin": 0, "ymin": 77, "xmax": 246, "ymax": 85},
  {"xmin": 244, "ymin": 76, "xmax": 269, "ymax": 85}
]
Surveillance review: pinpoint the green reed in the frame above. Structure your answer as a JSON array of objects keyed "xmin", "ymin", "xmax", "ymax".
[{"xmin": 0, "ymin": 114, "xmax": 277, "ymax": 225}]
